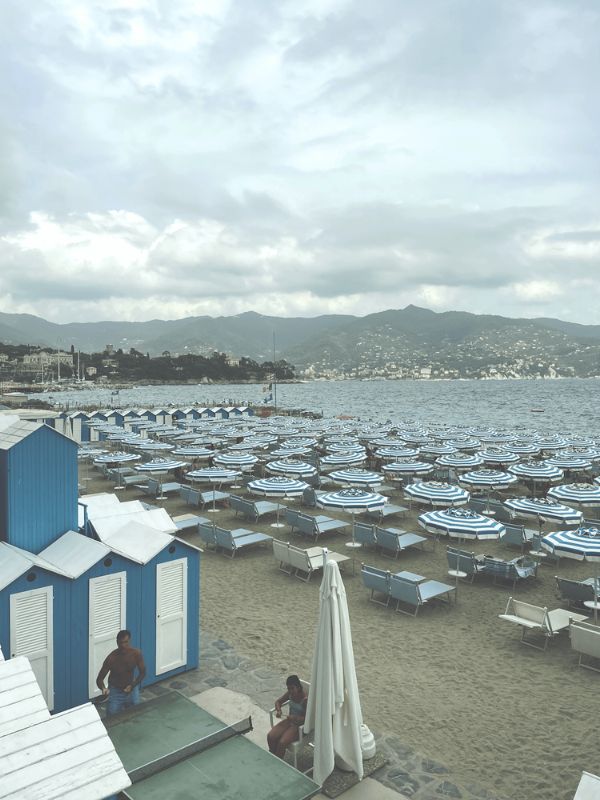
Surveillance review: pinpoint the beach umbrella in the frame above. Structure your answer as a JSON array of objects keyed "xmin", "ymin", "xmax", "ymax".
[
  {"xmin": 375, "ymin": 447, "xmax": 420, "ymax": 460},
  {"xmin": 136, "ymin": 441, "xmax": 175, "ymax": 452},
  {"xmin": 171, "ymin": 446, "xmax": 214, "ymax": 459},
  {"xmin": 443, "ymin": 437, "xmax": 481, "ymax": 452},
  {"xmin": 329, "ymin": 468, "xmax": 383, "ymax": 489},
  {"xmin": 508, "ymin": 461, "xmax": 564, "ymax": 496},
  {"xmin": 419, "ymin": 443, "xmax": 458, "ymax": 459},
  {"xmin": 320, "ymin": 452, "xmax": 368, "ymax": 471},
  {"xmin": 458, "ymin": 468, "xmax": 518, "ymax": 514},
  {"xmin": 547, "ymin": 483, "xmax": 600, "ymax": 509},
  {"xmin": 317, "ymin": 488, "xmax": 386, "ymax": 550},
  {"xmin": 404, "ymin": 481, "xmax": 470, "ymax": 508},
  {"xmin": 435, "ymin": 453, "xmax": 484, "ymax": 472},
  {"xmin": 503, "ymin": 497, "xmax": 582, "ymax": 529},
  {"xmin": 186, "ymin": 466, "xmax": 242, "ymax": 511},
  {"xmin": 560, "ymin": 446, "xmax": 600, "ymax": 462},
  {"xmin": 543, "ymin": 456, "xmax": 593, "ymax": 474},
  {"xmin": 93, "ymin": 450, "xmax": 142, "ymax": 489},
  {"xmin": 304, "ymin": 559, "xmax": 365, "ymax": 787},
  {"xmin": 134, "ymin": 457, "xmax": 187, "ymax": 499},
  {"xmin": 270, "ymin": 446, "xmax": 312, "ymax": 458},
  {"xmin": 541, "ymin": 526, "xmax": 600, "ymax": 622},
  {"xmin": 266, "ymin": 458, "xmax": 318, "ymax": 479},
  {"xmin": 213, "ymin": 452, "xmax": 258, "ymax": 470},
  {"xmin": 477, "ymin": 448, "xmax": 520, "ymax": 466},
  {"xmin": 534, "ymin": 436, "xmax": 568, "ymax": 452},
  {"xmin": 247, "ymin": 476, "xmax": 309, "ymax": 528},
  {"xmin": 418, "ymin": 508, "xmax": 505, "ymax": 540},
  {"xmin": 381, "ymin": 460, "xmax": 433, "ymax": 483}
]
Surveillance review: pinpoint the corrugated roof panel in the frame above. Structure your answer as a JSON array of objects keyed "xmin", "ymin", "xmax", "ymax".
[
  {"xmin": 0, "ymin": 657, "xmax": 51, "ymax": 736},
  {"xmin": 101, "ymin": 520, "xmax": 173, "ymax": 564},
  {"xmin": 38, "ymin": 531, "xmax": 109, "ymax": 579},
  {"xmin": 0, "ymin": 701, "xmax": 131, "ymax": 800},
  {"xmin": 0, "ymin": 542, "xmax": 70, "ymax": 580}
]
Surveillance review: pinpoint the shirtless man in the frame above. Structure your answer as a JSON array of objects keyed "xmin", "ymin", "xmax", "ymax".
[{"xmin": 96, "ymin": 629, "xmax": 146, "ymax": 716}]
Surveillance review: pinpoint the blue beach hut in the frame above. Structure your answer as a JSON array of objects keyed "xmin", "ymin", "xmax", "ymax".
[
  {"xmin": 0, "ymin": 418, "xmax": 78, "ymax": 553},
  {"xmin": 0, "ymin": 541, "xmax": 71, "ymax": 712}
]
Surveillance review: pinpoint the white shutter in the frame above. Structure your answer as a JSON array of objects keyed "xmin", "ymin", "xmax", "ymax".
[
  {"xmin": 88, "ymin": 572, "xmax": 126, "ymax": 697},
  {"xmin": 156, "ymin": 559, "xmax": 187, "ymax": 675},
  {"xmin": 10, "ymin": 587, "xmax": 54, "ymax": 710}
]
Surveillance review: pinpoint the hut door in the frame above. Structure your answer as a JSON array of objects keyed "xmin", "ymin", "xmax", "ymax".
[
  {"xmin": 156, "ymin": 559, "xmax": 188, "ymax": 675},
  {"xmin": 10, "ymin": 586, "xmax": 54, "ymax": 711},
  {"xmin": 88, "ymin": 572, "xmax": 126, "ymax": 697}
]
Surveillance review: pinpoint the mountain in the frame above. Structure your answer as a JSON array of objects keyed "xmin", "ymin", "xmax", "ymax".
[{"xmin": 2, "ymin": 306, "xmax": 600, "ymax": 378}]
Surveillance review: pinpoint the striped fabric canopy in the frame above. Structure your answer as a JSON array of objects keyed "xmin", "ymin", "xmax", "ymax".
[
  {"xmin": 320, "ymin": 452, "xmax": 368, "ymax": 469},
  {"xmin": 186, "ymin": 467, "xmax": 241, "ymax": 483},
  {"xmin": 381, "ymin": 460, "xmax": 433, "ymax": 476},
  {"xmin": 171, "ymin": 446, "xmax": 214, "ymax": 458},
  {"xmin": 404, "ymin": 481, "xmax": 470, "ymax": 507},
  {"xmin": 435, "ymin": 453, "xmax": 484, "ymax": 469},
  {"xmin": 543, "ymin": 456, "xmax": 593, "ymax": 471},
  {"xmin": 213, "ymin": 452, "xmax": 258, "ymax": 467},
  {"xmin": 375, "ymin": 447, "xmax": 420, "ymax": 459},
  {"xmin": 547, "ymin": 483, "xmax": 600, "ymax": 508},
  {"xmin": 458, "ymin": 469, "xmax": 518, "ymax": 489},
  {"xmin": 266, "ymin": 459, "xmax": 318, "ymax": 478},
  {"xmin": 93, "ymin": 451, "xmax": 141, "ymax": 464},
  {"xmin": 541, "ymin": 527, "xmax": 600, "ymax": 562},
  {"xmin": 508, "ymin": 461, "xmax": 564, "ymax": 483},
  {"xmin": 317, "ymin": 488, "xmax": 386, "ymax": 514},
  {"xmin": 418, "ymin": 508, "xmax": 505, "ymax": 540},
  {"xmin": 477, "ymin": 448, "xmax": 520, "ymax": 465},
  {"xmin": 504, "ymin": 497, "xmax": 582, "ymax": 524},
  {"xmin": 329, "ymin": 468, "xmax": 383, "ymax": 488},
  {"xmin": 135, "ymin": 457, "xmax": 186, "ymax": 473},
  {"xmin": 247, "ymin": 476, "xmax": 309, "ymax": 497},
  {"xmin": 135, "ymin": 441, "xmax": 175, "ymax": 451}
]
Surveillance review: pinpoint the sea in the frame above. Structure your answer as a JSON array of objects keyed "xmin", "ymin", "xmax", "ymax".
[{"xmin": 39, "ymin": 377, "xmax": 600, "ymax": 439}]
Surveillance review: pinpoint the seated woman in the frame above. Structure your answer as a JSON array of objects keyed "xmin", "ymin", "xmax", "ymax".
[{"xmin": 267, "ymin": 675, "xmax": 308, "ymax": 759}]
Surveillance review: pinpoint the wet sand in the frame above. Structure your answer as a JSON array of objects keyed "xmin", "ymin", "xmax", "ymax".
[{"xmin": 82, "ymin": 470, "xmax": 600, "ymax": 800}]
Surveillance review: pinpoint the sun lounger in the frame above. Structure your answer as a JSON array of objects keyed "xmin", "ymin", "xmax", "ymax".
[
  {"xmin": 574, "ymin": 771, "xmax": 600, "ymax": 799},
  {"xmin": 480, "ymin": 555, "xmax": 538, "ymax": 589},
  {"xmin": 446, "ymin": 546, "xmax": 486, "ymax": 582},
  {"xmin": 375, "ymin": 526, "xmax": 427, "ymax": 558},
  {"xmin": 301, "ymin": 487, "xmax": 326, "ymax": 508},
  {"xmin": 555, "ymin": 576, "xmax": 598, "ymax": 609},
  {"xmin": 229, "ymin": 494, "xmax": 280, "ymax": 522},
  {"xmin": 500, "ymin": 522, "xmax": 537, "ymax": 553},
  {"xmin": 498, "ymin": 596, "xmax": 587, "ymax": 650},
  {"xmin": 180, "ymin": 486, "xmax": 202, "ymax": 507},
  {"xmin": 570, "ymin": 619, "xmax": 600, "ymax": 672},
  {"xmin": 354, "ymin": 522, "xmax": 377, "ymax": 549},
  {"xmin": 199, "ymin": 490, "xmax": 230, "ymax": 511},
  {"xmin": 172, "ymin": 513, "xmax": 209, "ymax": 533},
  {"xmin": 214, "ymin": 525, "xmax": 273, "ymax": 557},
  {"xmin": 272, "ymin": 540, "xmax": 350, "ymax": 582},
  {"xmin": 293, "ymin": 512, "xmax": 349, "ymax": 540},
  {"xmin": 365, "ymin": 502, "xmax": 408, "ymax": 521},
  {"xmin": 360, "ymin": 564, "xmax": 392, "ymax": 606},
  {"xmin": 389, "ymin": 572, "xmax": 456, "ymax": 616}
]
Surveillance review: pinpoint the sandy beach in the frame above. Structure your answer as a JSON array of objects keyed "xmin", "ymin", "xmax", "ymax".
[{"xmin": 82, "ymin": 468, "xmax": 600, "ymax": 800}]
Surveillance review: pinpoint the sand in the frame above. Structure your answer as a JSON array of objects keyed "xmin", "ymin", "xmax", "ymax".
[{"xmin": 82, "ymin": 469, "xmax": 600, "ymax": 800}]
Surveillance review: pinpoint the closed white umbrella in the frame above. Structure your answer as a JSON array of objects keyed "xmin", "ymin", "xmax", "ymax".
[{"xmin": 304, "ymin": 559, "xmax": 364, "ymax": 787}]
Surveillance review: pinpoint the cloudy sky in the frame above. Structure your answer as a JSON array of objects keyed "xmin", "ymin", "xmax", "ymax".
[{"xmin": 1, "ymin": 0, "xmax": 599, "ymax": 325}]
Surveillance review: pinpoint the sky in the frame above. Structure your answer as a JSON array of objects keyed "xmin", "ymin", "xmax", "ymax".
[{"xmin": 1, "ymin": 0, "xmax": 599, "ymax": 325}]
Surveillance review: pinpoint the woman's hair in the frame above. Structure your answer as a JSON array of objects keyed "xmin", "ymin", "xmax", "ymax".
[{"xmin": 286, "ymin": 674, "xmax": 302, "ymax": 689}]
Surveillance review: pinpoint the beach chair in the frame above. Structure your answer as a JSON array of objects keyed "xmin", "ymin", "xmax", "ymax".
[
  {"xmin": 285, "ymin": 508, "xmax": 302, "ymax": 533},
  {"xmin": 364, "ymin": 501, "xmax": 408, "ymax": 521},
  {"xmin": 446, "ymin": 546, "xmax": 486, "ymax": 582},
  {"xmin": 555, "ymin": 576, "xmax": 597, "ymax": 609},
  {"xmin": 531, "ymin": 532, "xmax": 560, "ymax": 566},
  {"xmin": 294, "ymin": 512, "xmax": 349, "ymax": 540},
  {"xmin": 229, "ymin": 494, "xmax": 280, "ymax": 522},
  {"xmin": 214, "ymin": 526, "xmax": 273, "ymax": 557},
  {"xmin": 180, "ymin": 485, "xmax": 202, "ymax": 507},
  {"xmin": 198, "ymin": 521, "xmax": 218, "ymax": 549},
  {"xmin": 285, "ymin": 543, "xmax": 350, "ymax": 582},
  {"xmin": 199, "ymin": 490, "xmax": 230, "ymax": 511},
  {"xmin": 172, "ymin": 513, "xmax": 208, "ymax": 533},
  {"xmin": 498, "ymin": 596, "xmax": 588, "ymax": 650},
  {"xmin": 269, "ymin": 680, "xmax": 311, "ymax": 770},
  {"xmin": 574, "ymin": 771, "xmax": 600, "ymax": 799},
  {"xmin": 301, "ymin": 487, "xmax": 326, "ymax": 508},
  {"xmin": 500, "ymin": 522, "xmax": 536, "ymax": 553},
  {"xmin": 570, "ymin": 620, "xmax": 600, "ymax": 672},
  {"xmin": 360, "ymin": 564, "xmax": 392, "ymax": 606},
  {"xmin": 389, "ymin": 573, "xmax": 456, "ymax": 616},
  {"xmin": 480, "ymin": 556, "xmax": 538, "ymax": 590},
  {"xmin": 375, "ymin": 526, "xmax": 427, "ymax": 559},
  {"xmin": 354, "ymin": 522, "xmax": 377, "ymax": 549}
]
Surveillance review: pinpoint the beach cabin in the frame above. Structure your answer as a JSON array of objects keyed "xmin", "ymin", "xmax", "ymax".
[
  {"xmin": 238, "ymin": 406, "xmax": 254, "ymax": 417},
  {"xmin": 212, "ymin": 406, "xmax": 230, "ymax": 419},
  {"xmin": 197, "ymin": 407, "xmax": 216, "ymax": 419},
  {"xmin": 0, "ymin": 417, "xmax": 78, "ymax": 553},
  {"xmin": 0, "ymin": 541, "xmax": 71, "ymax": 712},
  {"xmin": 66, "ymin": 410, "xmax": 92, "ymax": 442},
  {"xmin": 152, "ymin": 408, "xmax": 172, "ymax": 426},
  {"xmin": 36, "ymin": 529, "xmax": 144, "ymax": 710},
  {"xmin": 105, "ymin": 409, "xmax": 125, "ymax": 429},
  {"xmin": 137, "ymin": 408, "xmax": 158, "ymax": 423}
]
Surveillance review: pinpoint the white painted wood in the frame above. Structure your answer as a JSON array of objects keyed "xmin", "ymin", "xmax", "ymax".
[
  {"xmin": 88, "ymin": 571, "xmax": 126, "ymax": 698},
  {"xmin": 9, "ymin": 586, "xmax": 54, "ymax": 711},
  {"xmin": 0, "ymin": 656, "xmax": 50, "ymax": 736},
  {"xmin": 156, "ymin": 558, "xmax": 187, "ymax": 675}
]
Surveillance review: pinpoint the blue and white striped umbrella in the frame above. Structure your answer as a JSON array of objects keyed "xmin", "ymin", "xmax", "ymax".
[
  {"xmin": 317, "ymin": 488, "xmax": 387, "ymax": 514},
  {"xmin": 375, "ymin": 447, "xmax": 420, "ymax": 459},
  {"xmin": 93, "ymin": 451, "xmax": 141, "ymax": 464},
  {"xmin": 136, "ymin": 441, "xmax": 175, "ymax": 452},
  {"xmin": 560, "ymin": 447, "xmax": 600, "ymax": 462},
  {"xmin": 171, "ymin": 446, "xmax": 214, "ymax": 458},
  {"xmin": 404, "ymin": 481, "xmax": 470, "ymax": 507},
  {"xmin": 419, "ymin": 444, "xmax": 458, "ymax": 457},
  {"xmin": 324, "ymin": 442, "xmax": 365, "ymax": 454},
  {"xmin": 477, "ymin": 448, "xmax": 520, "ymax": 465},
  {"xmin": 443, "ymin": 437, "xmax": 481, "ymax": 452},
  {"xmin": 543, "ymin": 456, "xmax": 593, "ymax": 472},
  {"xmin": 508, "ymin": 461, "xmax": 564, "ymax": 486},
  {"xmin": 458, "ymin": 469, "xmax": 518, "ymax": 490},
  {"xmin": 477, "ymin": 432, "xmax": 517, "ymax": 444},
  {"xmin": 320, "ymin": 452, "xmax": 368, "ymax": 470},
  {"xmin": 282, "ymin": 437, "xmax": 318, "ymax": 448},
  {"xmin": 534, "ymin": 436, "xmax": 567, "ymax": 451},
  {"xmin": 418, "ymin": 508, "xmax": 505, "ymax": 540},
  {"xmin": 505, "ymin": 442, "xmax": 541, "ymax": 456},
  {"xmin": 247, "ymin": 476, "xmax": 309, "ymax": 497},
  {"xmin": 270, "ymin": 447, "xmax": 312, "ymax": 458},
  {"xmin": 186, "ymin": 467, "xmax": 241, "ymax": 484},
  {"xmin": 79, "ymin": 447, "xmax": 108, "ymax": 459},
  {"xmin": 381, "ymin": 460, "xmax": 433, "ymax": 477},
  {"xmin": 135, "ymin": 457, "xmax": 186, "ymax": 473},
  {"xmin": 266, "ymin": 459, "xmax": 318, "ymax": 478},
  {"xmin": 548, "ymin": 483, "xmax": 600, "ymax": 508},
  {"xmin": 329, "ymin": 468, "xmax": 383, "ymax": 489},
  {"xmin": 213, "ymin": 452, "xmax": 258, "ymax": 468},
  {"xmin": 542, "ymin": 527, "xmax": 600, "ymax": 562},
  {"xmin": 504, "ymin": 497, "xmax": 582, "ymax": 525},
  {"xmin": 435, "ymin": 453, "xmax": 484, "ymax": 470}
]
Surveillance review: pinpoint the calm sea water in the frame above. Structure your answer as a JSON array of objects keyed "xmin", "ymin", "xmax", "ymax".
[{"xmin": 43, "ymin": 378, "xmax": 600, "ymax": 438}]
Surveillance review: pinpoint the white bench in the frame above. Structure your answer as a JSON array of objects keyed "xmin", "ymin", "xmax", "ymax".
[
  {"xmin": 272, "ymin": 540, "xmax": 350, "ymax": 582},
  {"xmin": 499, "ymin": 597, "xmax": 587, "ymax": 651},
  {"xmin": 570, "ymin": 619, "xmax": 600, "ymax": 672}
]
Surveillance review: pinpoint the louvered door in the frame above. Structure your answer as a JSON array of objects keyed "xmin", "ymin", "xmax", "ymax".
[
  {"xmin": 88, "ymin": 572, "xmax": 126, "ymax": 697},
  {"xmin": 10, "ymin": 586, "xmax": 54, "ymax": 710},
  {"xmin": 156, "ymin": 559, "xmax": 187, "ymax": 675}
]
